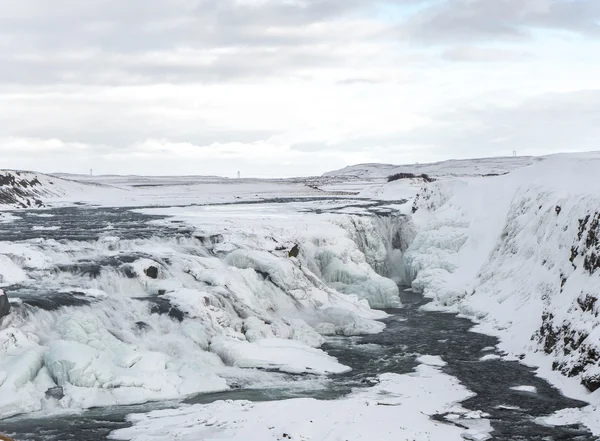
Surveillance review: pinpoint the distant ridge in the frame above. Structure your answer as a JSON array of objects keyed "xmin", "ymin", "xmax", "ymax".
[{"xmin": 323, "ymin": 155, "xmax": 543, "ymax": 179}]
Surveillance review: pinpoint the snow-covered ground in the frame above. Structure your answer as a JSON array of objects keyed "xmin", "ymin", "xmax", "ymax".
[
  {"xmin": 3, "ymin": 151, "xmax": 600, "ymax": 438},
  {"xmin": 109, "ymin": 361, "xmax": 491, "ymax": 441}
]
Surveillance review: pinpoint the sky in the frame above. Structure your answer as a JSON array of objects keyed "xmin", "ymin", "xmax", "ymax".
[{"xmin": 1, "ymin": 0, "xmax": 599, "ymax": 177}]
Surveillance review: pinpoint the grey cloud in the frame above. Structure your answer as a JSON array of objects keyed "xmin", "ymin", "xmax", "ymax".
[
  {"xmin": 402, "ymin": 0, "xmax": 600, "ymax": 44},
  {"xmin": 0, "ymin": 0, "xmax": 402, "ymax": 86},
  {"xmin": 441, "ymin": 46, "xmax": 532, "ymax": 62},
  {"xmin": 397, "ymin": 90, "xmax": 600, "ymax": 157},
  {"xmin": 290, "ymin": 89, "xmax": 600, "ymax": 159}
]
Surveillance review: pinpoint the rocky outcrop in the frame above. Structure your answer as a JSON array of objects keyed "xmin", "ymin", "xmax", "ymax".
[
  {"xmin": 536, "ymin": 210, "xmax": 600, "ymax": 392},
  {"xmin": 288, "ymin": 244, "xmax": 300, "ymax": 258},
  {"xmin": 0, "ymin": 290, "xmax": 10, "ymax": 320},
  {"xmin": 0, "ymin": 171, "xmax": 47, "ymax": 208}
]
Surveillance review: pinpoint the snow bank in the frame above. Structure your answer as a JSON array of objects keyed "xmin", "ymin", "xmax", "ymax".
[
  {"xmin": 109, "ymin": 363, "xmax": 479, "ymax": 441},
  {"xmin": 400, "ymin": 152, "xmax": 600, "ymax": 428}
]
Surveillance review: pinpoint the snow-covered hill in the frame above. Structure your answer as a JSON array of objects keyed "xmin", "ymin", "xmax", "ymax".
[
  {"xmin": 324, "ymin": 155, "xmax": 543, "ymax": 179},
  {"xmin": 0, "ymin": 171, "xmax": 64, "ymax": 209},
  {"xmin": 0, "ymin": 170, "xmax": 116, "ymax": 210}
]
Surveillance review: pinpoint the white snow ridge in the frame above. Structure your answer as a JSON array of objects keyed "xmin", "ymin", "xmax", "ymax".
[{"xmin": 3, "ymin": 152, "xmax": 600, "ymax": 439}]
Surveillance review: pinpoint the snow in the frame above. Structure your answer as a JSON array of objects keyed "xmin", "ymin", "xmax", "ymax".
[
  {"xmin": 479, "ymin": 354, "xmax": 502, "ymax": 361},
  {"xmin": 392, "ymin": 152, "xmax": 600, "ymax": 432},
  {"xmin": 209, "ymin": 337, "xmax": 350, "ymax": 375},
  {"xmin": 510, "ymin": 385, "xmax": 538, "ymax": 394},
  {"xmin": 109, "ymin": 363, "xmax": 480, "ymax": 441},
  {"xmin": 538, "ymin": 406, "xmax": 600, "ymax": 435},
  {"xmin": 4, "ymin": 151, "xmax": 600, "ymax": 436},
  {"xmin": 0, "ymin": 196, "xmax": 395, "ymax": 417},
  {"xmin": 324, "ymin": 155, "xmax": 541, "ymax": 179},
  {"xmin": 417, "ymin": 354, "xmax": 448, "ymax": 367}
]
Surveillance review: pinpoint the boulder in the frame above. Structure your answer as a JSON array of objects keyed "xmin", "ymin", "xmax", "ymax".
[
  {"xmin": 144, "ymin": 265, "xmax": 159, "ymax": 279},
  {"xmin": 582, "ymin": 374, "xmax": 600, "ymax": 393},
  {"xmin": 0, "ymin": 290, "xmax": 10, "ymax": 320},
  {"xmin": 288, "ymin": 244, "xmax": 300, "ymax": 258},
  {"xmin": 0, "ymin": 435, "xmax": 15, "ymax": 441}
]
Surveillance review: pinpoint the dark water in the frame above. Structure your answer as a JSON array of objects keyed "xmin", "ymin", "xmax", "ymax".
[
  {"xmin": 0, "ymin": 207, "xmax": 189, "ymax": 242},
  {"xmin": 2, "ymin": 291, "xmax": 596, "ymax": 441}
]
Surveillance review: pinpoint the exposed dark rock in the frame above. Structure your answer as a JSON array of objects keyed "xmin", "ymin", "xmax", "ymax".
[
  {"xmin": 387, "ymin": 172, "xmax": 435, "ymax": 183},
  {"xmin": 57, "ymin": 262, "xmax": 102, "ymax": 278},
  {"xmin": 122, "ymin": 265, "xmax": 137, "ymax": 279},
  {"xmin": 582, "ymin": 375, "xmax": 600, "ymax": 393},
  {"xmin": 288, "ymin": 244, "xmax": 300, "ymax": 258},
  {"xmin": 143, "ymin": 296, "xmax": 186, "ymax": 322},
  {"xmin": 255, "ymin": 269, "xmax": 272, "ymax": 281},
  {"xmin": 194, "ymin": 234, "xmax": 225, "ymax": 247},
  {"xmin": 45, "ymin": 386, "xmax": 64, "ymax": 400},
  {"xmin": 0, "ymin": 171, "xmax": 47, "ymax": 208},
  {"xmin": 0, "ymin": 290, "xmax": 10, "ymax": 319},
  {"xmin": 18, "ymin": 292, "xmax": 91, "ymax": 311},
  {"xmin": 135, "ymin": 321, "xmax": 150, "ymax": 330},
  {"xmin": 144, "ymin": 266, "xmax": 159, "ymax": 279},
  {"xmin": 577, "ymin": 294, "xmax": 597, "ymax": 314},
  {"xmin": 555, "ymin": 206, "xmax": 562, "ymax": 215}
]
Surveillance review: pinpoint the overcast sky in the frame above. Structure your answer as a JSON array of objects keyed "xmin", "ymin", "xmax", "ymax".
[{"xmin": 1, "ymin": 0, "xmax": 599, "ymax": 177}]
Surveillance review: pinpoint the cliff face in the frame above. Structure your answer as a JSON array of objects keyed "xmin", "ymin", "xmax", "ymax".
[
  {"xmin": 401, "ymin": 153, "xmax": 600, "ymax": 394},
  {"xmin": 0, "ymin": 171, "xmax": 60, "ymax": 208}
]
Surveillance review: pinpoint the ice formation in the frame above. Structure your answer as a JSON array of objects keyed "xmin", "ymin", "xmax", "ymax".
[{"xmin": 0, "ymin": 200, "xmax": 405, "ymax": 418}]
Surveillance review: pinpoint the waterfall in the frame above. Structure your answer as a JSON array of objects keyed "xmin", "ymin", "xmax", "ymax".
[{"xmin": 336, "ymin": 213, "xmax": 417, "ymax": 285}]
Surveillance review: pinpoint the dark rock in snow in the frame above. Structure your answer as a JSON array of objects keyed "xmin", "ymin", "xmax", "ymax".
[
  {"xmin": 288, "ymin": 244, "xmax": 300, "ymax": 258},
  {"xmin": 195, "ymin": 234, "xmax": 225, "ymax": 247},
  {"xmin": 582, "ymin": 375, "xmax": 600, "ymax": 393},
  {"xmin": 0, "ymin": 290, "xmax": 10, "ymax": 319},
  {"xmin": 143, "ymin": 296, "xmax": 186, "ymax": 322},
  {"xmin": 135, "ymin": 321, "xmax": 150, "ymax": 330},
  {"xmin": 45, "ymin": 386, "xmax": 65, "ymax": 400},
  {"xmin": 144, "ymin": 266, "xmax": 159, "ymax": 279},
  {"xmin": 19, "ymin": 292, "xmax": 92, "ymax": 311}
]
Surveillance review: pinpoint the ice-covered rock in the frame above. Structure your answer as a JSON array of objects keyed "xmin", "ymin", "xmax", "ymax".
[{"xmin": 0, "ymin": 290, "xmax": 9, "ymax": 320}]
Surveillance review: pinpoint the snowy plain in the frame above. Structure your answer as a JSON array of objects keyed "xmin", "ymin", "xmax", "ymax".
[{"xmin": 2, "ymin": 153, "xmax": 600, "ymax": 439}]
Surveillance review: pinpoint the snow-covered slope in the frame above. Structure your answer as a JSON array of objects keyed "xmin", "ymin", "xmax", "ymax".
[
  {"xmin": 324, "ymin": 155, "xmax": 542, "ymax": 179},
  {"xmin": 0, "ymin": 170, "xmax": 119, "ymax": 210},
  {"xmin": 397, "ymin": 152, "xmax": 600, "ymax": 416},
  {"xmin": 0, "ymin": 171, "xmax": 68, "ymax": 209}
]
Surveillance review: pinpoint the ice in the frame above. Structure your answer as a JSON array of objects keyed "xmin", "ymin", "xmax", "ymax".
[
  {"xmin": 109, "ymin": 364, "xmax": 476, "ymax": 441},
  {"xmin": 0, "ymin": 328, "xmax": 47, "ymax": 419},
  {"xmin": 417, "ymin": 354, "xmax": 448, "ymax": 367},
  {"xmin": 510, "ymin": 385, "xmax": 538, "ymax": 393},
  {"xmin": 479, "ymin": 354, "xmax": 502, "ymax": 361},
  {"xmin": 0, "ymin": 200, "xmax": 394, "ymax": 416},
  {"xmin": 209, "ymin": 337, "xmax": 350, "ymax": 375}
]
